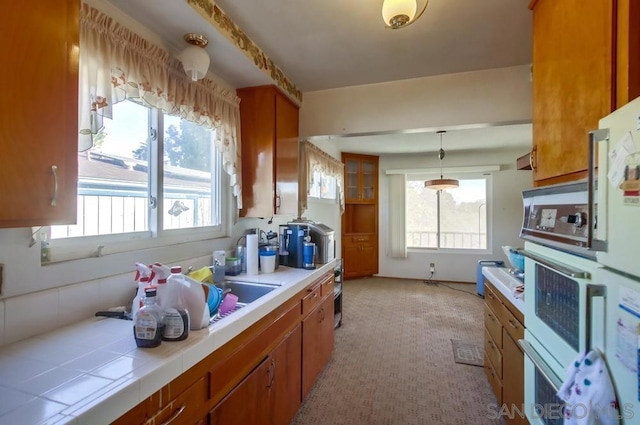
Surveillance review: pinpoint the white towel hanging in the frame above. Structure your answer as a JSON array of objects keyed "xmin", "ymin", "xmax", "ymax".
[{"xmin": 557, "ymin": 349, "xmax": 621, "ymax": 425}]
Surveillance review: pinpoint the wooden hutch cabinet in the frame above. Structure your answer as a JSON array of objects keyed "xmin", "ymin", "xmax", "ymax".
[
  {"xmin": 0, "ymin": 0, "xmax": 79, "ymax": 228},
  {"xmin": 341, "ymin": 153, "xmax": 379, "ymax": 279},
  {"xmin": 529, "ymin": 0, "xmax": 640, "ymax": 186},
  {"xmin": 343, "ymin": 154, "xmax": 377, "ymax": 203},
  {"xmin": 237, "ymin": 85, "xmax": 299, "ymax": 217}
]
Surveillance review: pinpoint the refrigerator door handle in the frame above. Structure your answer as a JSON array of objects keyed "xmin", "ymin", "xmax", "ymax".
[{"xmin": 588, "ymin": 129, "xmax": 610, "ymax": 252}]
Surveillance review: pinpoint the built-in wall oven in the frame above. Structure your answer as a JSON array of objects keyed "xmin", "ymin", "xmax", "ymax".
[{"xmin": 517, "ymin": 181, "xmax": 606, "ymax": 425}]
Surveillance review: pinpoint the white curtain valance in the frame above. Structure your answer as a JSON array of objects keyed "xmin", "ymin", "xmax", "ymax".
[
  {"xmin": 388, "ymin": 174, "xmax": 407, "ymax": 258},
  {"xmin": 78, "ymin": 4, "xmax": 242, "ymax": 207},
  {"xmin": 299, "ymin": 141, "xmax": 344, "ymax": 216}
]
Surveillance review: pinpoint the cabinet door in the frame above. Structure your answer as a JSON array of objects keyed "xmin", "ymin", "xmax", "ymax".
[
  {"xmin": 360, "ymin": 158, "xmax": 377, "ymax": 202},
  {"xmin": 344, "ymin": 158, "xmax": 361, "ymax": 202},
  {"xmin": 301, "ymin": 295, "xmax": 334, "ymax": 400},
  {"xmin": 271, "ymin": 324, "xmax": 302, "ymax": 425},
  {"xmin": 274, "ymin": 92, "xmax": 299, "ymax": 216},
  {"xmin": 209, "ymin": 357, "xmax": 272, "ymax": 425},
  {"xmin": 502, "ymin": 329, "xmax": 526, "ymax": 425},
  {"xmin": 0, "ymin": 0, "xmax": 78, "ymax": 227},
  {"xmin": 531, "ymin": 0, "xmax": 614, "ymax": 184},
  {"xmin": 359, "ymin": 242, "xmax": 378, "ymax": 276},
  {"xmin": 154, "ymin": 377, "xmax": 207, "ymax": 425},
  {"xmin": 342, "ymin": 243, "xmax": 361, "ymax": 279},
  {"xmin": 238, "ymin": 87, "xmax": 276, "ymax": 218}
]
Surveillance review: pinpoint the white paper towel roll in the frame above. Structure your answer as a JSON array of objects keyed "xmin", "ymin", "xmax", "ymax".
[{"xmin": 246, "ymin": 234, "xmax": 259, "ymax": 275}]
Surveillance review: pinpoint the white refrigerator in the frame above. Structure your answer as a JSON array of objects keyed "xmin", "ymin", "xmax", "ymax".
[{"xmin": 593, "ymin": 95, "xmax": 640, "ymax": 424}]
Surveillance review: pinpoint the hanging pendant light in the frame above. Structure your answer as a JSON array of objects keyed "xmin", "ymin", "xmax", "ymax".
[
  {"xmin": 424, "ymin": 131, "xmax": 459, "ymax": 190},
  {"xmin": 181, "ymin": 33, "xmax": 210, "ymax": 81},
  {"xmin": 382, "ymin": 0, "xmax": 429, "ymax": 29}
]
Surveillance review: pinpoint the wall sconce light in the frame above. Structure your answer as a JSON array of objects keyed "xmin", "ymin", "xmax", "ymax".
[{"xmin": 181, "ymin": 33, "xmax": 210, "ymax": 81}]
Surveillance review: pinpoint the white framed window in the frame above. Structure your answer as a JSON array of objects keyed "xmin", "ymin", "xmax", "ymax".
[
  {"xmin": 45, "ymin": 100, "xmax": 224, "ymax": 262},
  {"xmin": 308, "ymin": 170, "xmax": 337, "ymax": 200},
  {"xmin": 406, "ymin": 175, "xmax": 489, "ymax": 251}
]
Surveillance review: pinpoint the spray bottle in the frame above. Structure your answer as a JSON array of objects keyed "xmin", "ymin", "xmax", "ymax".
[
  {"xmin": 131, "ymin": 263, "xmax": 152, "ymax": 320},
  {"xmin": 150, "ymin": 263, "xmax": 189, "ymax": 341}
]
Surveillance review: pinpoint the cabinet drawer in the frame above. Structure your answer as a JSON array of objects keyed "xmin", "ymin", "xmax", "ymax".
[
  {"xmin": 154, "ymin": 377, "xmax": 207, "ymax": 425},
  {"xmin": 502, "ymin": 304, "xmax": 524, "ymax": 343},
  {"xmin": 349, "ymin": 235, "xmax": 371, "ymax": 243},
  {"xmin": 302, "ymin": 285, "xmax": 322, "ymax": 317},
  {"xmin": 484, "ymin": 355, "xmax": 502, "ymax": 406},
  {"xmin": 484, "ymin": 305, "xmax": 502, "ymax": 349},
  {"xmin": 320, "ymin": 275, "xmax": 334, "ymax": 298},
  {"xmin": 484, "ymin": 329, "xmax": 502, "ymax": 379},
  {"xmin": 484, "ymin": 283, "xmax": 503, "ymax": 322}
]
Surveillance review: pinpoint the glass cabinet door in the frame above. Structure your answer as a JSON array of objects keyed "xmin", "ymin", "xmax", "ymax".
[
  {"xmin": 361, "ymin": 159, "xmax": 375, "ymax": 201},
  {"xmin": 345, "ymin": 159, "xmax": 360, "ymax": 201}
]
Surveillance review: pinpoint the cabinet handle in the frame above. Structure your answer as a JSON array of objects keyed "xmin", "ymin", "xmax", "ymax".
[
  {"xmin": 530, "ymin": 146, "xmax": 537, "ymax": 172},
  {"xmin": 508, "ymin": 319, "xmax": 518, "ymax": 329},
  {"xmin": 488, "ymin": 312, "xmax": 496, "ymax": 322},
  {"xmin": 488, "ymin": 339, "xmax": 494, "ymax": 349},
  {"xmin": 487, "ymin": 292, "xmax": 495, "ymax": 300},
  {"xmin": 159, "ymin": 405, "xmax": 186, "ymax": 425},
  {"xmin": 50, "ymin": 165, "xmax": 58, "ymax": 206}
]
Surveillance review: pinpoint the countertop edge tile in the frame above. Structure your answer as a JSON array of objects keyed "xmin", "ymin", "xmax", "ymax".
[
  {"xmin": 0, "ymin": 262, "xmax": 336, "ymax": 425},
  {"xmin": 481, "ymin": 266, "xmax": 525, "ymax": 315}
]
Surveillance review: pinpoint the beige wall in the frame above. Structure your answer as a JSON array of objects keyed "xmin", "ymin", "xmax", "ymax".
[{"xmin": 299, "ymin": 65, "xmax": 532, "ymax": 138}]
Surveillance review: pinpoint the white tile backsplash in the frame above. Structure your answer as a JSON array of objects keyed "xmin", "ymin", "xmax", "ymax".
[
  {"xmin": 58, "ymin": 280, "xmax": 102, "ymax": 328},
  {"xmin": 4, "ymin": 289, "xmax": 60, "ymax": 345},
  {"xmin": 99, "ymin": 274, "xmax": 136, "ymax": 312}
]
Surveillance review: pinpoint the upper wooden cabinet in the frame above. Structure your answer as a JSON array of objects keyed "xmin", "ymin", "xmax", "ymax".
[
  {"xmin": 237, "ymin": 85, "xmax": 299, "ymax": 217},
  {"xmin": 343, "ymin": 153, "xmax": 378, "ymax": 203},
  {"xmin": 530, "ymin": 0, "xmax": 640, "ymax": 186},
  {"xmin": 0, "ymin": 0, "xmax": 79, "ymax": 228}
]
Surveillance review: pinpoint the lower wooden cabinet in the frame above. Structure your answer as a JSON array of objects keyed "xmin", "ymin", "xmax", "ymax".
[
  {"xmin": 209, "ymin": 357, "xmax": 272, "ymax": 425},
  {"xmin": 113, "ymin": 272, "xmax": 334, "ymax": 425},
  {"xmin": 483, "ymin": 280, "xmax": 526, "ymax": 425},
  {"xmin": 342, "ymin": 235, "xmax": 378, "ymax": 279},
  {"xmin": 302, "ymin": 292, "xmax": 335, "ymax": 399},
  {"xmin": 271, "ymin": 325, "xmax": 302, "ymax": 425},
  {"xmin": 502, "ymin": 328, "xmax": 527, "ymax": 425}
]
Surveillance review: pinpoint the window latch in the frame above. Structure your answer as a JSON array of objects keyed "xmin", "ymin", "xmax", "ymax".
[{"xmin": 149, "ymin": 196, "xmax": 157, "ymax": 209}]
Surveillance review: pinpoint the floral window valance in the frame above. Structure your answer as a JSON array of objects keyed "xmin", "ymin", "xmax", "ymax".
[
  {"xmin": 78, "ymin": 4, "xmax": 242, "ymax": 207},
  {"xmin": 299, "ymin": 141, "xmax": 345, "ymax": 216}
]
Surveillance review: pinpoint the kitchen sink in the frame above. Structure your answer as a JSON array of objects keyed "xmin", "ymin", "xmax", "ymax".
[
  {"xmin": 222, "ymin": 280, "xmax": 277, "ymax": 304},
  {"xmin": 210, "ymin": 281, "xmax": 277, "ymax": 324}
]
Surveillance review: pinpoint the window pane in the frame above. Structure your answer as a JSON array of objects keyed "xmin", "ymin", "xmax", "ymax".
[
  {"xmin": 51, "ymin": 101, "xmax": 150, "ymax": 239},
  {"xmin": 406, "ymin": 180, "xmax": 438, "ymax": 248},
  {"xmin": 439, "ymin": 179, "xmax": 487, "ymax": 249},
  {"xmin": 309, "ymin": 171, "xmax": 337, "ymax": 200},
  {"xmin": 162, "ymin": 116, "xmax": 218, "ymax": 230}
]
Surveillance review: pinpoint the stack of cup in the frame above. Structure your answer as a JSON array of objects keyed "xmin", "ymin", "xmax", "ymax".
[{"xmin": 259, "ymin": 251, "xmax": 277, "ymax": 274}]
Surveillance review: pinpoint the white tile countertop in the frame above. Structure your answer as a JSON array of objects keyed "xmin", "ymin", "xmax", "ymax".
[
  {"xmin": 0, "ymin": 261, "xmax": 336, "ymax": 425},
  {"xmin": 481, "ymin": 266, "xmax": 525, "ymax": 316}
]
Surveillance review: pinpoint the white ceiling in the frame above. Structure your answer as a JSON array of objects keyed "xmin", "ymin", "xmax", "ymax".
[{"xmin": 101, "ymin": 0, "xmax": 533, "ymax": 155}]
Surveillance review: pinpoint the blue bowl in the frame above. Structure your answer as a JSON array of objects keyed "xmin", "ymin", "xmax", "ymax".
[{"xmin": 508, "ymin": 251, "xmax": 525, "ymax": 272}]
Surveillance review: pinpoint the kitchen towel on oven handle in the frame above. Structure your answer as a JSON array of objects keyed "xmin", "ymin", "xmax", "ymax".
[{"xmin": 557, "ymin": 349, "xmax": 620, "ymax": 425}]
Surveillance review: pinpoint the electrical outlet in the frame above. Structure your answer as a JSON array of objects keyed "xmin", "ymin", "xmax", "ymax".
[{"xmin": 429, "ymin": 263, "xmax": 435, "ymax": 273}]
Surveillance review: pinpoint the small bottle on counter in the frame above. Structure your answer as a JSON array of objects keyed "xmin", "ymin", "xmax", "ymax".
[
  {"xmin": 133, "ymin": 287, "xmax": 165, "ymax": 348},
  {"xmin": 162, "ymin": 267, "xmax": 190, "ymax": 341}
]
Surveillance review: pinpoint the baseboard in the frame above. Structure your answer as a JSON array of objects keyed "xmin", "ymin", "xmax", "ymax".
[{"xmin": 373, "ymin": 275, "xmax": 474, "ymax": 285}]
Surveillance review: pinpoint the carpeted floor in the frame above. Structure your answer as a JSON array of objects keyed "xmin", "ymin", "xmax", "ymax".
[{"xmin": 291, "ymin": 277, "xmax": 504, "ymax": 425}]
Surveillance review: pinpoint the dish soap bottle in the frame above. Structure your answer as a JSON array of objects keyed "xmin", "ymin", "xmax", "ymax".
[{"xmin": 133, "ymin": 287, "xmax": 164, "ymax": 348}]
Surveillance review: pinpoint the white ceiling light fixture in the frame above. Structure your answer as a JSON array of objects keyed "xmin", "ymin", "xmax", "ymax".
[
  {"xmin": 382, "ymin": 0, "xmax": 429, "ymax": 29},
  {"xmin": 181, "ymin": 33, "xmax": 210, "ymax": 81},
  {"xmin": 424, "ymin": 130, "xmax": 459, "ymax": 191}
]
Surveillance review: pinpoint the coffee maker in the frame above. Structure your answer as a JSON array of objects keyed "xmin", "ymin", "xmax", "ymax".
[{"xmin": 279, "ymin": 223, "xmax": 309, "ymax": 268}]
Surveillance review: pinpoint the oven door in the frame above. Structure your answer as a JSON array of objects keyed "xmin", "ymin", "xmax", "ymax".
[
  {"xmin": 522, "ymin": 242, "xmax": 605, "ymax": 368},
  {"xmin": 520, "ymin": 331, "xmax": 565, "ymax": 425}
]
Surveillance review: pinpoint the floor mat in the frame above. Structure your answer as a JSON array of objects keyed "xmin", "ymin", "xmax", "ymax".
[{"xmin": 451, "ymin": 339, "xmax": 483, "ymax": 367}]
